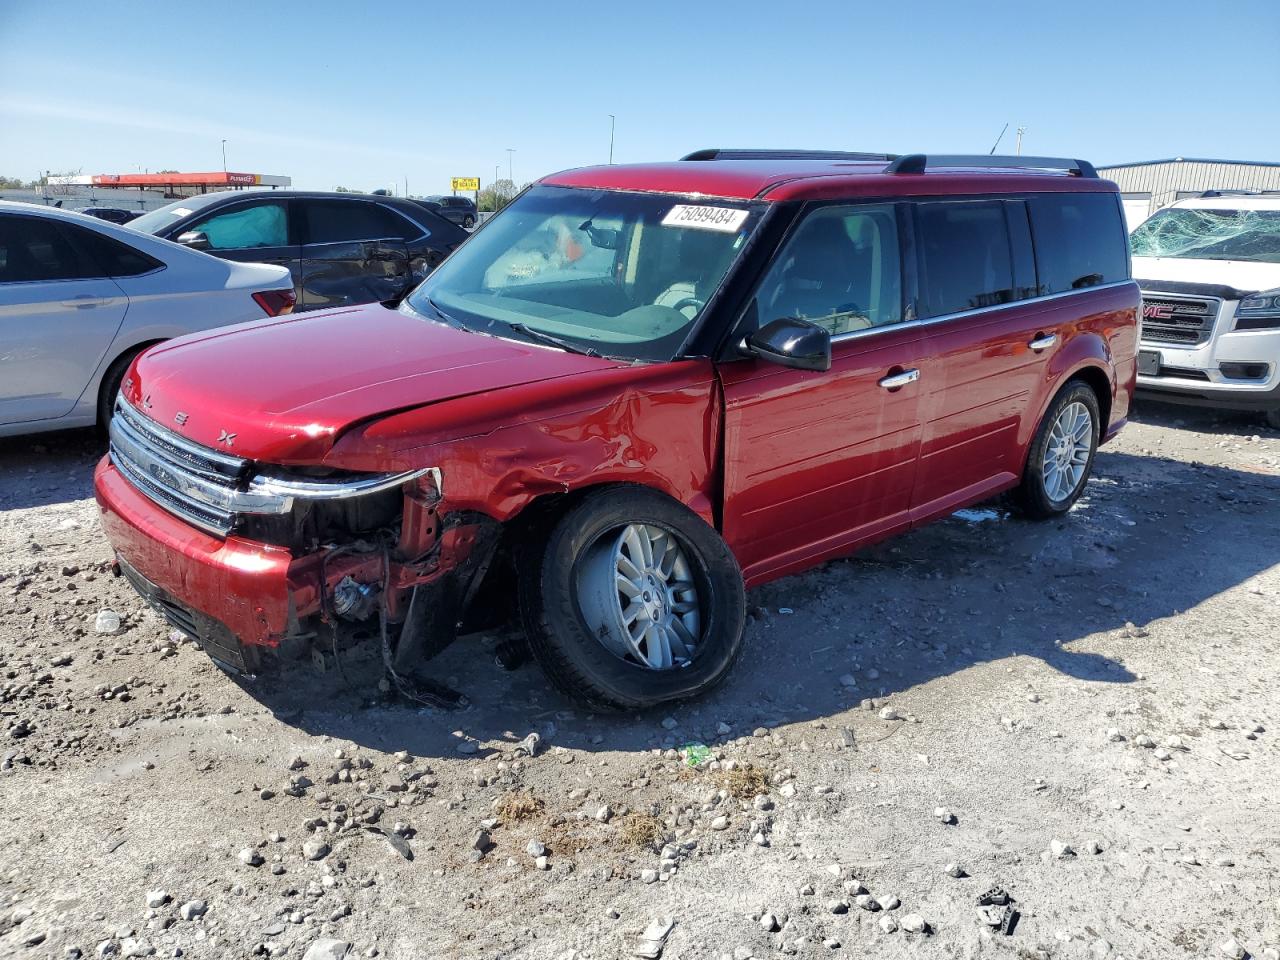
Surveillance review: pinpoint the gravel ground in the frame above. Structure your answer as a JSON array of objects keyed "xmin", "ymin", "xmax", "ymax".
[{"xmin": 1, "ymin": 402, "xmax": 1278, "ymax": 960}]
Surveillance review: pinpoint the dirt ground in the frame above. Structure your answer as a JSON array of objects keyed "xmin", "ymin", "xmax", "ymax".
[{"xmin": 1, "ymin": 401, "xmax": 1277, "ymax": 960}]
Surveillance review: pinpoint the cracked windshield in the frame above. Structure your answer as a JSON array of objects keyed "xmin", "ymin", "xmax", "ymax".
[{"xmin": 1130, "ymin": 206, "xmax": 1280, "ymax": 262}]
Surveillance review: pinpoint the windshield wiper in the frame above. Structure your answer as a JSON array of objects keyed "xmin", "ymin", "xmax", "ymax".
[
  {"xmin": 422, "ymin": 296, "xmax": 466, "ymax": 329},
  {"xmin": 503, "ymin": 321, "xmax": 600, "ymax": 358}
]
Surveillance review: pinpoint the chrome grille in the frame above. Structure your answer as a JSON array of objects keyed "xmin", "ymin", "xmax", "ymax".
[
  {"xmin": 1139, "ymin": 293, "xmax": 1221, "ymax": 347},
  {"xmin": 108, "ymin": 401, "xmax": 250, "ymax": 537}
]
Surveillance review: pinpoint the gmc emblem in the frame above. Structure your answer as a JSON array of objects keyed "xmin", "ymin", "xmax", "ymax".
[{"xmin": 1142, "ymin": 303, "xmax": 1175, "ymax": 321}]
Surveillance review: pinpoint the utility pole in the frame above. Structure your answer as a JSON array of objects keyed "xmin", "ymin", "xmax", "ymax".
[
  {"xmin": 221, "ymin": 139, "xmax": 227, "ymax": 173},
  {"xmin": 1015, "ymin": 126, "xmax": 1027, "ymax": 156},
  {"xmin": 506, "ymin": 148, "xmax": 515, "ymax": 184},
  {"xmin": 608, "ymin": 114, "xmax": 616, "ymax": 164}
]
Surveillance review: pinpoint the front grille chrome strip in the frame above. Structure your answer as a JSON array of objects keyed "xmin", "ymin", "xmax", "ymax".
[
  {"xmin": 108, "ymin": 400, "xmax": 431, "ymax": 538},
  {"xmin": 109, "ymin": 400, "xmax": 277, "ymax": 537}
]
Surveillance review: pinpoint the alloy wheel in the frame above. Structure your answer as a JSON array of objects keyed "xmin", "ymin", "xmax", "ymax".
[
  {"xmin": 575, "ymin": 523, "xmax": 702, "ymax": 670},
  {"xmin": 1042, "ymin": 400, "xmax": 1093, "ymax": 503}
]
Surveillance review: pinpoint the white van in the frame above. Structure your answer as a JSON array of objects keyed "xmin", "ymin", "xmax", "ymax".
[{"xmin": 1131, "ymin": 194, "xmax": 1280, "ymax": 427}]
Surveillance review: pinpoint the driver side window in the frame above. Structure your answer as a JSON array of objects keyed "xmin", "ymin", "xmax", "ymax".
[
  {"xmin": 754, "ymin": 204, "xmax": 903, "ymax": 336},
  {"xmin": 187, "ymin": 201, "xmax": 288, "ymax": 251}
]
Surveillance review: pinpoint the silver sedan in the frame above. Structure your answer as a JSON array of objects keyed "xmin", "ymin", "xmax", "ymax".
[{"xmin": 0, "ymin": 202, "xmax": 294, "ymax": 437}]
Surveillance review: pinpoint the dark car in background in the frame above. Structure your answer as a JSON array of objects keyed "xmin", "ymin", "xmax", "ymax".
[
  {"xmin": 420, "ymin": 195, "xmax": 478, "ymax": 228},
  {"xmin": 128, "ymin": 191, "xmax": 467, "ymax": 311},
  {"xmin": 81, "ymin": 207, "xmax": 140, "ymax": 224}
]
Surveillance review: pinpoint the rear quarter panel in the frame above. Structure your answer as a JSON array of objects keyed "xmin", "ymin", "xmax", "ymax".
[{"xmin": 1024, "ymin": 281, "xmax": 1139, "ymax": 451}]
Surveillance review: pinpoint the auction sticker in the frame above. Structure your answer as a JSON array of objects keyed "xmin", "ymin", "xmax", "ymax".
[{"xmin": 662, "ymin": 204, "xmax": 749, "ymax": 233}]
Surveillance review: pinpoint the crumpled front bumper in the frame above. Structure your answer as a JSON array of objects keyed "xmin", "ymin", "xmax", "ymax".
[
  {"xmin": 95, "ymin": 456, "xmax": 318, "ymax": 667},
  {"xmin": 95, "ymin": 456, "xmax": 497, "ymax": 674}
]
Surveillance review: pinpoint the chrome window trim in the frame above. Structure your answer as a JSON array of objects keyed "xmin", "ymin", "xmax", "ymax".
[
  {"xmin": 301, "ymin": 236, "xmax": 406, "ymax": 250},
  {"xmin": 828, "ymin": 279, "xmax": 1135, "ymax": 345}
]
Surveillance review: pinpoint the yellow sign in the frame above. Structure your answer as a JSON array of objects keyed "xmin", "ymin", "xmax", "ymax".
[{"xmin": 451, "ymin": 177, "xmax": 480, "ymax": 192}]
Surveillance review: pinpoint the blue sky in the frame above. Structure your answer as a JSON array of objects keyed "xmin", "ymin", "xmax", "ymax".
[{"xmin": 1, "ymin": 0, "xmax": 1276, "ymax": 193}]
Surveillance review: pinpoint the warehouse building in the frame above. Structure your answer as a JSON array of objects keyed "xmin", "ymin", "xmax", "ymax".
[{"xmin": 1097, "ymin": 158, "xmax": 1280, "ymax": 227}]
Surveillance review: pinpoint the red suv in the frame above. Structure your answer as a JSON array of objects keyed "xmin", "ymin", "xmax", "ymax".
[{"xmin": 95, "ymin": 149, "xmax": 1138, "ymax": 710}]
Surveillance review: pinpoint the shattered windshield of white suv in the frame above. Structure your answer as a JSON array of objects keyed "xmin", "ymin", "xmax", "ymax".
[{"xmin": 1130, "ymin": 207, "xmax": 1280, "ymax": 263}]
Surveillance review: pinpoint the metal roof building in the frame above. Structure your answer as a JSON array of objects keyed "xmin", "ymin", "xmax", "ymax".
[{"xmin": 1097, "ymin": 158, "xmax": 1280, "ymax": 226}]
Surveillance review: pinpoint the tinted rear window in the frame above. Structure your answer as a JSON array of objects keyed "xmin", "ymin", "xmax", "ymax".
[
  {"xmin": 1029, "ymin": 193, "xmax": 1128, "ymax": 293},
  {"xmin": 305, "ymin": 200, "xmax": 419, "ymax": 243},
  {"xmin": 0, "ymin": 215, "xmax": 96, "ymax": 282},
  {"xmin": 69, "ymin": 225, "xmax": 165, "ymax": 277},
  {"xmin": 915, "ymin": 201, "xmax": 1017, "ymax": 317}
]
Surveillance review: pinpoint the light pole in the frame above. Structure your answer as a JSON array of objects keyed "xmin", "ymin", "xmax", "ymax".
[
  {"xmin": 506, "ymin": 148, "xmax": 515, "ymax": 184},
  {"xmin": 608, "ymin": 114, "xmax": 616, "ymax": 164},
  {"xmin": 221, "ymin": 139, "xmax": 227, "ymax": 173},
  {"xmin": 1015, "ymin": 126, "xmax": 1027, "ymax": 157}
]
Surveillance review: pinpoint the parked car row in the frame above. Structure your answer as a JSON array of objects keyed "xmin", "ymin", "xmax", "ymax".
[
  {"xmin": 0, "ymin": 202, "xmax": 294, "ymax": 437},
  {"xmin": 93, "ymin": 149, "xmax": 1140, "ymax": 708},
  {"xmin": 7, "ymin": 148, "xmax": 1277, "ymax": 709},
  {"xmin": 80, "ymin": 207, "xmax": 141, "ymax": 225},
  {"xmin": 417, "ymin": 194, "xmax": 478, "ymax": 228},
  {"xmin": 1, "ymin": 190, "xmax": 468, "ymax": 437},
  {"xmin": 128, "ymin": 190, "xmax": 467, "ymax": 312}
]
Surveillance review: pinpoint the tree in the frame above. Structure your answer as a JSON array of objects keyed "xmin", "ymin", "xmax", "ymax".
[
  {"xmin": 478, "ymin": 178, "xmax": 518, "ymax": 213},
  {"xmin": 0, "ymin": 175, "xmax": 25, "ymax": 189}
]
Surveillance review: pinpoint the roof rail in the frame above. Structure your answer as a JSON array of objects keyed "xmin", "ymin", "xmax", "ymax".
[
  {"xmin": 884, "ymin": 154, "xmax": 1098, "ymax": 178},
  {"xmin": 681, "ymin": 148, "xmax": 898, "ymax": 162}
]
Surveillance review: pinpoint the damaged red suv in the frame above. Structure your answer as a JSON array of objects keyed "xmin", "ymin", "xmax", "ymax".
[{"xmin": 95, "ymin": 149, "xmax": 1138, "ymax": 710}]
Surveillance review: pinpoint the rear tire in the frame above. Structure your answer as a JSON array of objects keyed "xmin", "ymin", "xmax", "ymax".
[
  {"xmin": 1010, "ymin": 381, "xmax": 1101, "ymax": 520},
  {"xmin": 96, "ymin": 346, "xmax": 151, "ymax": 436},
  {"xmin": 1265, "ymin": 408, "xmax": 1280, "ymax": 430},
  {"xmin": 518, "ymin": 486, "xmax": 746, "ymax": 711}
]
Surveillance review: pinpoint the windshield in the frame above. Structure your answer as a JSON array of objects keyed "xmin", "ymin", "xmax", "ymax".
[
  {"xmin": 1130, "ymin": 207, "xmax": 1280, "ymax": 263},
  {"xmin": 405, "ymin": 185, "xmax": 763, "ymax": 361}
]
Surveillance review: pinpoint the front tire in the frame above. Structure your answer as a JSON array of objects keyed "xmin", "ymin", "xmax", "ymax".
[
  {"xmin": 1265, "ymin": 408, "xmax": 1280, "ymax": 430},
  {"xmin": 1011, "ymin": 381, "xmax": 1101, "ymax": 520},
  {"xmin": 462, "ymin": 215, "xmax": 476, "ymax": 229},
  {"xmin": 96, "ymin": 346, "xmax": 150, "ymax": 436},
  {"xmin": 519, "ymin": 486, "xmax": 746, "ymax": 711}
]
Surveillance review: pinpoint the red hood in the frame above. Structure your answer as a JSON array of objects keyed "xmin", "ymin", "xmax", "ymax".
[{"xmin": 125, "ymin": 303, "xmax": 621, "ymax": 462}]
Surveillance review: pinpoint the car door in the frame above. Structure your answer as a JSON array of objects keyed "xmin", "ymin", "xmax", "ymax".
[
  {"xmin": 299, "ymin": 198, "xmax": 415, "ymax": 310},
  {"xmin": 718, "ymin": 202, "xmax": 925, "ymax": 585},
  {"xmin": 909, "ymin": 198, "xmax": 1050, "ymax": 524},
  {"xmin": 0, "ymin": 214, "xmax": 129, "ymax": 425},
  {"xmin": 181, "ymin": 197, "xmax": 303, "ymax": 299}
]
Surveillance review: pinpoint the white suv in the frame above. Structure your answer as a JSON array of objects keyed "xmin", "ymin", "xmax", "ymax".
[{"xmin": 1131, "ymin": 194, "xmax": 1280, "ymax": 427}]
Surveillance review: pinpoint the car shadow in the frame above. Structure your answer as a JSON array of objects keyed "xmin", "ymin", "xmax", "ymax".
[
  {"xmin": 246, "ymin": 444, "xmax": 1280, "ymax": 760},
  {"xmin": 0, "ymin": 428, "xmax": 103, "ymax": 511},
  {"xmin": 1131, "ymin": 395, "xmax": 1279, "ymax": 437}
]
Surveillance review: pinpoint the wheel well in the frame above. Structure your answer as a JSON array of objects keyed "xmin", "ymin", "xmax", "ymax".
[
  {"xmin": 98, "ymin": 340, "xmax": 165, "ymax": 416},
  {"xmin": 1066, "ymin": 365, "xmax": 1111, "ymax": 429},
  {"xmin": 460, "ymin": 482, "xmax": 676, "ymax": 634}
]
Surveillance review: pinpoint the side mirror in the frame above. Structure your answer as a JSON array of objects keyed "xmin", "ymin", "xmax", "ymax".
[
  {"xmin": 744, "ymin": 317, "xmax": 832, "ymax": 372},
  {"xmin": 176, "ymin": 230, "xmax": 211, "ymax": 250}
]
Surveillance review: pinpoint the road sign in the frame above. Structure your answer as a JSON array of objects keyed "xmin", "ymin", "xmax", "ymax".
[{"xmin": 451, "ymin": 177, "xmax": 480, "ymax": 192}]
